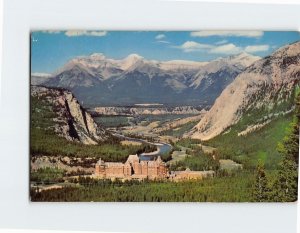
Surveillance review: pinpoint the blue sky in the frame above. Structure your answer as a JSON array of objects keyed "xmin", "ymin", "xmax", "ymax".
[{"xmin": 31, "ymin": 30, "xmax": 300, "ymax": 73}]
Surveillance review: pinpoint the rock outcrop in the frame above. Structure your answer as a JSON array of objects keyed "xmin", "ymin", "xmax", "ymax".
[
  {"xmin": 189, "ymin": 41, "xmax": 300, "ymax": 140},
  {"xmin": 31, "ymin": 86, "xmax": 107, "ymax": 144}
]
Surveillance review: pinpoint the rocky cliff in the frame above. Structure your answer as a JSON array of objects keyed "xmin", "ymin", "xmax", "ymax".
[
  {"xmin": 31, "ymin": 86, "xmax": 107, "ymax": 144},
  {"xmin": 189, "ymin": 41, "xmax": 300, "ymax": 140}
]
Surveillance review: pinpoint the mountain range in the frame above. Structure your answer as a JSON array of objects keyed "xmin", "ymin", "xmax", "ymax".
[{"xmin": 32, "ymin": 52, "xmax": 260, "ymax": 107}]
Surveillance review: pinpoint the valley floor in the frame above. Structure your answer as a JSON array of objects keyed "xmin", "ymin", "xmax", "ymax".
[{"xmin": 30, "ymin": 104, "xmax": 298, "ymax": 202}]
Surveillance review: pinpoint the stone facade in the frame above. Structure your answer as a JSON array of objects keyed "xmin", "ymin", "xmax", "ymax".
[{"xmin": 95, "ymin": 154, "xmax": 169, "ymax": 180}]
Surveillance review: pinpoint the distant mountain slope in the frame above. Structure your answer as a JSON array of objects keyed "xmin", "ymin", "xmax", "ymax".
[
  {"xmin": 37, "ymin": 52, "xmax": 259, "ymax": 106},
  {"xmin": 31, "ymin": 86, "xmax": 107, "ymax": 144},
  {"xmin": 190, "ymin": 52, "xmax": 260, "ymax": 89},
  {"xmin": 189, "ymin": 41, "xmax": 300, "ymax": 140},
  {"xmin": 45, "ymin": 64, "xmax": 103, "ymax": 88},
  {"xmin": 186, "ymin": 53, "xmax": 260, "ymax": 104},
  {"xmin": 92, "ymin": 105, "xmax": 204, "ymax": 116},
  {"xmin": 31, "ymin": 73, "xmax": 53, "ymax": 85}
]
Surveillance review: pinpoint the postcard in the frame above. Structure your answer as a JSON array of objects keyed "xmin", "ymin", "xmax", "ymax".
[{"xmin": 30, "ymin": 30, "xmax": 299, "ymax": 202}]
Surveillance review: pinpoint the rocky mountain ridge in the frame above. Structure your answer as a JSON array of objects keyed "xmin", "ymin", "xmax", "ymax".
[
  {"xmin": 33, "ymin": 52, "xmax": 260, "ymax": 106},
  {"xmin": 189, "ymin": 41, "xmax": 300, "ymax": 140},
  {"xmin": 190, "ymin": 52, "xmax": 260, "ymax": 89}
]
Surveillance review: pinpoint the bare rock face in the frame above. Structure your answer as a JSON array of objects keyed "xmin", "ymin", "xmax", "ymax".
[
  {"xmin": 31, "ymin": 86, "xmax": 107, "ymax": 144},
  {"xmin": 190, "ymin": 41, "xmax": 300, "ymax": 140}
]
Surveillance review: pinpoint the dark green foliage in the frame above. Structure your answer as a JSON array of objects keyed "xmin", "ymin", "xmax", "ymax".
[
  {"xmin": 31, "ymin": 171, "xmax": 255, "ymax": 202},
  {"xmin": 30, "ymin": 87, "xmax": 299, "ymax": 202},
  {"xmin": 206, "ymin": 85, "xmax": 298, "ymax": 170},
  {"xmin": 206, "ymin": 113, "xmax": 293, "ymax": 170},
  {"xmin": 31, "ymin": 128, "xmax": 154, "ymax": 162},
  {"xmin": 31, "ymin": 167, "xmax": 65, "ymax": 185},
  {"xmin": 160, "ymin": 150, "xmax": 173, "ymax": 162},
  {"xmin": 252, "ymin": 91, "xmax": 299, "ymax": 202},
  {"xmin": 94, "ymin": 116, "xmax": 131, "ymax": 128},
  {"xmin": 122, "ymin": 133, "xmax": 156, "ymax": 143},
  {"xmin": 94, "ymin": 114, "xmax": 195, "ymax": 129},
  {"xmin": 31, "ymin": 96, "xmax": 57, "ymax": 129},
  {"xmin": 176, "ymin": 138, "xmax": 202, "ymax": 148},
  {"xmin": 31, "ymin": 96, "xmax": 156, "ymax": 162},
  {"xmin": 170, "ymin": 147, "xmax": 219, "ymax": 171},
  {"xmin": 170, "ymin": 138, "xmax": 219, "ymax": 171},
  {"xmin": 253, "ymin": 163, "xmax": 270, "ymax": 202},
  {"xmin": 270, "ymin": 93, "xmax": 299, "ymax": 202},
  {"xmin": 271, "ymin": 157, "xmax": 298, "ymax": 202},
  {"xmin": 137, "ymin": 114, "xmax": 194, "ymax": 125},
  {"xmin": 160, "ymin": 121, "xmax": 199, "ymax": 137}
]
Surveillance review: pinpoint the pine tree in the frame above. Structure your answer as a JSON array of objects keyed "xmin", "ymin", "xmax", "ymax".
[
  {"xmin": 272, "ymin": 91, "xmax": 299, "ymax": 202},
  {"xmin": 254, "ymin": 162, "xmax": 270, "ymax": 202},
  {"xmin": 272, "ymin": 157, "xmax": 298, "ymax": 202}
]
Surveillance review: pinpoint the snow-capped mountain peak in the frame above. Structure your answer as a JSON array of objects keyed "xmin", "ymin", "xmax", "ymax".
[
  {"xmin": 89, "ymin": 53, "xmax": 106, "ymax": 60},
  {"xmin": 125, "ymin": 53, "xmax": 144, "ymax": 60},
  {"xmin": 121, "ymin": 54, "xmax": 145, "ymax": 70},
  {"xmin": 228, "ymin": 52, "xmax": 261, "ymax": 67}
]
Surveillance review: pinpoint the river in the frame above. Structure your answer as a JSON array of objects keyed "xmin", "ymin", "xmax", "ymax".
[{"xmin": 112, "ymin": 133, "xmax": 173, "ymax": 161}]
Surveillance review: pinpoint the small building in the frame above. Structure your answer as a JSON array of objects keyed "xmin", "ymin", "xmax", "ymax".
[{"xmin": 170, "ymin": 168, "xmax": 215, "ymax": 181}]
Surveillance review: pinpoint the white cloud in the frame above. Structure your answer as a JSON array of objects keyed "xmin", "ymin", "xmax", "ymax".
[
  {"xmin": 175, "ymin": 41, "xmax": 214, "ymax": 52},
  {"xmin": 245, "ymin": 45, "xmax": 270, "ymax": 53},
  {"xmin": 174, "ymin": 39, "xmax": 270, "ymax": 55},
  {"xmin": 41, "ymin": 30, "xmax": 61, "ymax": 34},
  {"xmin": 209, "ymin": 43, "xmax": 242, "ymax": 54},
  {"xmin": 191, "ymin": 31, "xmax": 263, "ymax": 38},
  {"xmin": 65, "ymin": 30, "xmax": 107, "ymax": 37},
  {"xmin": 175, "ymin": 41, "xmax": 241, "ymax": 54},
  {"xmin": 215, "ymin": 39, "xmax": 228, "ymax": 45},
  {"xmin": 156, "ymin": 40, "xmax": 170, "ymax": 44},
  {"xmin": 155, "ymin": 34, "xmax": 166, "ymax": 40}
]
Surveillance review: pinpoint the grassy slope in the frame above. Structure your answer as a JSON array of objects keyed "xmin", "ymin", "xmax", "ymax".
[
  {"xmin": 206, "ymin": 113, "xmax": 293, "ymax": 170},
  {"xmin": 31, "ymin": 167, "xmax": 65, "ymax": 184},
  {"xmin": 160, "ymin": 120, "xmax": 199, "ymax": 137},
  {"xmin": 94, "ymin": 116, "xmax": 131, "ymax": 128}
]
